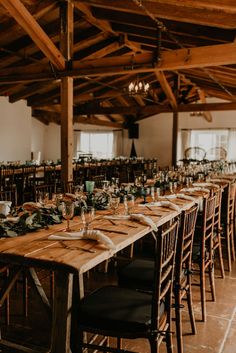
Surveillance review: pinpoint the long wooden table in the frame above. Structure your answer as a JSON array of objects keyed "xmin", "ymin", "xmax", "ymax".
[{"xmin": 0, "ymin": 197, "xmax": 198, "ymax": 353}]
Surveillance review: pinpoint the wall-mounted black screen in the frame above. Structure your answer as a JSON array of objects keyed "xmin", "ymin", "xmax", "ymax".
[{"xmin": 128, "ymin": 123, "xmax": 139, "ymax": 139}]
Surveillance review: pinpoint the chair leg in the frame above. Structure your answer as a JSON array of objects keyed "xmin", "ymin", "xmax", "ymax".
[
  {"xmin": 165, "ymin": 330, "xmax": 174, "ymax": 353},
  {"xmin": 208, "ymin": 263, "xmax": 216, "ymax": 302},
  {"xmin": 200, "ymin": 263, "xmax": 206, "ymax": 322},
  {"xmin": 186, "ymin": 286, "xmax": 197, "ymax": 335},
  {"xmin": 225, "ymin": 226, "xmax": 232, "ymax": 272},
  {"xmin": 174, "ymin": 289, "xmax": 183, "ymax": 353},
  {"xmin": 216, "ymin": 238, "xmax": 225, "ymax": 279},
  {"xmin": 23, "ymin": 271, "xmax": 28, "ymax": 317},
  {"xmin": 230, "ymin": 223, "xmax": 236, "ymax": 261},
  {"xmin": 149, "ymin": 337, "xmax": 158, "ymax": 353}
]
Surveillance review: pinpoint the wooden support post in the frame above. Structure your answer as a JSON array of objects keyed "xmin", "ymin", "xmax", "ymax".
[
  {"xmin": 60, "ymin": 0, "xmax": 74, "ymax": 183},
  {"xmin": 172, "ymin": 111, "xmax": 178, "ymax": 166}
]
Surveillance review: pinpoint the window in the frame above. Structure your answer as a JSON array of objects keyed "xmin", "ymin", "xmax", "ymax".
[
  {"xmin": 190, "ymin": 129, "xmax": 228, "ymax": 156},
  {"xmin": 179, "ymin": 129, "xmax": 236, "ymax": 162},
  {"xmin": 79, "ymin": 131, "xmax": 114, "ymax": 159}
]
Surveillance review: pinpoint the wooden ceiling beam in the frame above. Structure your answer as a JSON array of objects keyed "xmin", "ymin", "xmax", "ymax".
[
  {"xmin": 197, "ymin": 89, "xmax": 213, "ymax": 122},
  {"xmin": 72, "ymin": 101, "xmax": 236, "ymax": 116},
  {"xmin": 155, "ymin": 71, "xmax": 177, "ymax": 109},
  {"xmin": 1, "ymin": 0, "xmax": 65, "ymax": 70},
  {"xmin": 76, "ymin": 0, "xmax": 236, "ymax": 29},
  {"xmin": 74, "ymin": 2, "xmax": 142, "ymax": 53},
  {"xmin": 1, "ymin": 42, "xmax": 236, "ymax": 83}
]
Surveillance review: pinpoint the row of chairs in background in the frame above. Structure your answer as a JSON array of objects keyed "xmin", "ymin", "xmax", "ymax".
[{"xmin": 76, "ymin": 181, "xmax": 236, "ymax": 353}]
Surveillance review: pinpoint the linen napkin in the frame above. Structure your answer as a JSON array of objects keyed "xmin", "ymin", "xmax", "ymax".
[
  {"xmin": 129, "ymin": 213, "xmax": 158, "ymax": 232},
  {"xmin": 48, "ymin": 230, "xmax": 115, "ymax": 250},
  {"xmin": 138, "ymin": 201, "xmax": 180, "ymax": 211},
  {"xmin": 192, "ymin": 182, "xmax": 220, "ymax": 189},
  {"xmin": 156, "ymin": 200, "xmax": 181, "ymax": 212},
  {"xmin": 176, "ymin": 193, "xmax": 196, "ymax": 201},
  {"xmin": 181, "ymin": 187, "xmax": 210, "ymax": 193}
]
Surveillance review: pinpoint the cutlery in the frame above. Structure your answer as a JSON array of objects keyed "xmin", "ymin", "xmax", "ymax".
[
  {"xmin": 94, "ymin": 227, "xmax": 129, "ymax": 235},
  {"xmin": 59, "ymin": 240, "xmax": 96, "ymax": 253}
]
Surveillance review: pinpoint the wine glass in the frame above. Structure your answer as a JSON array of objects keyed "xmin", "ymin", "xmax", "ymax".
[
  {"xmin": 81, "ymin": 206, "xmax": 95, "ymax": 235},
  {"xmin": 61, "ymin": 201, "xmax": 75, "ymax": 232},
  {"xmin": 109, "ymin": 195, "xmax": 120, "ymax": 215},
  {"xmin": 123, "ymin": 194, "xmax": 135, "ymax": 216}
]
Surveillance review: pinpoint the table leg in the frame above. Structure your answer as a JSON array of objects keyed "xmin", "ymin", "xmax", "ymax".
[{"xmin": 50, "ymin": 271, "xmax": 73, "ymax": 353}]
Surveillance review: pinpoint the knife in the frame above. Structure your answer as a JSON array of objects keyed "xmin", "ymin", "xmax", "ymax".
[{"xmin": 94, "ymin": 227, "xmax": 129, "ymax": 235}]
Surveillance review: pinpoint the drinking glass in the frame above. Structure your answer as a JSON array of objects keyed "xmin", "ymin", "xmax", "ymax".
[
  {"xmin": 109, "ymin": 195, "xmax": 120, "ymax": 215},
  {"xmin": 150, "ymin": 186, "xmax": 156, "ymax": 202},
  {"xmin": 123, "ymin": 194, "xmax": 135, "ymax": 216},
  {"xmin": 61, "ymin": 201, "xmax": 75, "ymax": 232},
  {"xmin": 81, "ymin": 206, "xmax": 95, "ymax": 234}
]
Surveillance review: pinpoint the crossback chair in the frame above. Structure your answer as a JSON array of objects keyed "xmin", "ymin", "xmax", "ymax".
[
  {"xmin": 76, "ymin": 220, "xmax": 179, "ymax": 353},
  {"xmin": 193, "ymin": 194, "xmax": 216, "ymax": 322}
]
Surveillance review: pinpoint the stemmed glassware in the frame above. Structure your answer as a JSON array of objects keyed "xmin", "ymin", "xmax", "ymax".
[
  {"xmin": 61, "ymin": 201, "xmax": 75, "ymax": 232},
  {"xmin": 81, "ymin": 206, "xmax": 95, "ymax": 235}
]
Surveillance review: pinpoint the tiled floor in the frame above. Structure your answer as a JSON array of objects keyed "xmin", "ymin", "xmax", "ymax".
[{"xmin": 1, "ymin": 260, "xmax": 236, "ymax": 353}]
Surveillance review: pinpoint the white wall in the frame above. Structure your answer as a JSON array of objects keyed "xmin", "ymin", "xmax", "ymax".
[
  {"xmin": 0, "ymin": 97, "xmax": 32, "ymax": 163},
  {"xmin": 1, "ymin": 97, "xmax": 236, "ymax": 168}
]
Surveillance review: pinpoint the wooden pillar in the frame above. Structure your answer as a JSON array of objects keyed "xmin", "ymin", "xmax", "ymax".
[
  {"xmin": 60, "ymin": 0, "xmax": 74, "ymax": 183},
  {"xmin": 172, "ymin": 111, "xmax": 178, "ymax": 166}
]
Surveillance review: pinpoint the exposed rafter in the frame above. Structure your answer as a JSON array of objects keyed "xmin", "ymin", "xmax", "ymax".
[{"xmin": 1, "ymin": 0, "xmax": 65, "ymax": 70}]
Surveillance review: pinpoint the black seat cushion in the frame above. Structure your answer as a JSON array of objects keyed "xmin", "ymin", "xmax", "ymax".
[
  {"xmin": 118, "ymin": 258, "xmax": 154, "ymax": 291},
  {"xmin": 78, "ymin": 285, "xmax": 165, "ymax": 335}
]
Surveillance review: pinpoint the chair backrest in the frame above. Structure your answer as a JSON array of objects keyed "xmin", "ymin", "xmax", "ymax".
[
  {"xmin": 184, "ymin": 147, "xmax": 206, "ymax": 161},
  {"xmin": 151, "ymin": 220, "xmax": 179, "ymax": 332},
  {"xmin": 205, "ymin": 147, "xmax": 227, "ymax": 161},
  {"xmin": 0, "ymin": 187, "xmax": 18, "ymax": 207},
  {"xmin": 201, "ymin": 195, "xmax": 216, "ymax": 260},
  {"xmin": 221, "ymin": 181, "xmax": 236, "ymax": 223},
  {"xmin": 175, "ymin": 204, "xmax": 199, "ymax": 283},
  {"xmin": 92, "ymin": 175, "xmax": 106, "ymax": 188},
  {"xmin": 34, "ymin": 184, "xmax": 55, "ymax": 202},
  {"xmin": 213, "ymin": 187, "xmax": 222, "ymax": 232}
]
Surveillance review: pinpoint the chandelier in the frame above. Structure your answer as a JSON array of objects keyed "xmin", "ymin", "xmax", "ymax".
[{"xmin": 128, "ymin": 77, "xmax": 150, "ymax": 96}]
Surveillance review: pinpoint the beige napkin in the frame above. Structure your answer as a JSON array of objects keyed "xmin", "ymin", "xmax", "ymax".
[
  {"xmin": 192, "ymin": 182, "xmax": 220, "ymax": 189},
  {"xmin": 176, "ymin": 193, "xmax": 196, "ymax": 201},
  {"xmin": 130, "ymin": 214, "xmax": 158, "ymax": 232},
  {"xmin": 156, "ymin": 200, "xmax": 181, "ymax": 212},
  {"xmin": 48, "ymin": 230, "xmax": 115, "ymax": 250},
  {"xmin": 181, "ymin": 187, "xmax": 210, "ymax": 193}
]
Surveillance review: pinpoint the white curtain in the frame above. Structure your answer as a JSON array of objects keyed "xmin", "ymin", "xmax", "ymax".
[
  {"xmin": 74, "ymin": 130, "xmax": 81, "ymax": 159},
  {"xmin": 180, "ymin": 129, "xmax": 191, "ymax": 160},
  {"xmin": 112, "ymin": 130, "xmax": 123, "ymax": 157},
  {"xmin": 227, "ymin": 128, "xmax": 236, "ymax": 161}
]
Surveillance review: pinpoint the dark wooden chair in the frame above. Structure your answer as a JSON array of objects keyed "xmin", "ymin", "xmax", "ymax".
[
  {"xmin": 92, "ymin": 174, "xmax": 106, "ymax": 188},
  {"xmin": 221, "ymin": 181, "xmax": 236, "ymax": 272},
  {"xmin": 75, "ymin": 220, "xmax": 179, "ymax": 353},
  {"xmin": 0, "ymin": 187, "xmax": 18, "ymax": 207},
  {"xmin": 212, "ymin": 187, "xmax": 225, "ymax": 278},
  {"xmin": 117, "ymin": 205, "xmax": 199, "ymax": 353},
  {"xmin": 34, "ymin": 184, "xmax": 55, "ymax": 203},
  {"xmin": 192, "ymin": 194, "xmax": 216, "ymax": 322}
]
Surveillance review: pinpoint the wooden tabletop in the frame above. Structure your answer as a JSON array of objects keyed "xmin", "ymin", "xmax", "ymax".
[{"xmin": 0, "ymin": 196, "xmax": 198, "ymax": 276}]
